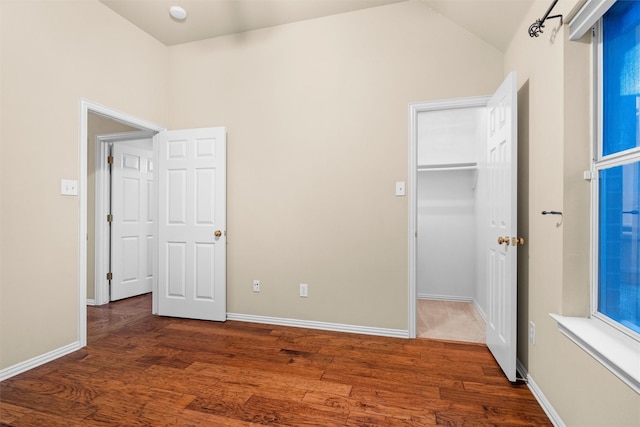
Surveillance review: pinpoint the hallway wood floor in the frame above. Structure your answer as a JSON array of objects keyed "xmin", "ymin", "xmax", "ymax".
[{"xmin": 0, "ymin": 294, "xmax": 551, "ymax": 426}]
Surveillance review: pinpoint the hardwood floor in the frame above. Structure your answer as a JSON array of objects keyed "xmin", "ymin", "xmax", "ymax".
[{"xmin": 0, "ymin": 294, "xmax": 551, "ymax": 426}]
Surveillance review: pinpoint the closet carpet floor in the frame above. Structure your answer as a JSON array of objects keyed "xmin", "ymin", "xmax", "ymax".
[{"xmin": 417, "ymin": 300, "xmax": 486, "ymax": 343}]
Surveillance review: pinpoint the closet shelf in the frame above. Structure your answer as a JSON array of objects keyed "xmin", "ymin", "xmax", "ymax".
[{"xmin": 417, "ymin": 162, "xmax": 477, "ymax": 172}]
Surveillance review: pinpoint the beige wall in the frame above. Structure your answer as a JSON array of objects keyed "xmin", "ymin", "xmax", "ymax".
[
  {"xmin": 505, "ymin": 1, "xmax": 640, "ymax": 425},
  {"xmin": 2, "ymin": 0, "xmax": 637, "ymax": 424},
  {"xmin": 167, "ymin": 0, "xmax": 504, "ymax": 329},
  {"xmin": 0, "ymin": 0, "xmax": 168, "ymax": 369},
  {"xmin": 86, "ymin": 114, "xmax": 138, "ymax": 301}
]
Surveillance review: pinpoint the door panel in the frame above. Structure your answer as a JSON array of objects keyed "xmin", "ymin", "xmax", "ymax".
[
  {"xmin": 157, "ymin": 127, "xmax": 226, "ymax": 321},
  {"xmin": 486, "ymin": 72, "xmax": 518, "ymax": 382},
  {"xmin": 111, "ymin": 142, "xmax": 154, "ymax": 301}
]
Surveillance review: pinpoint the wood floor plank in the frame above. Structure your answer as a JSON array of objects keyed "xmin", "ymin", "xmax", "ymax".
[
  {"xmin": 2, "ymin": 410, "xmax": 89, "ymax": 427},
  {"xmin": 188, "ymin": 394, "xmax": 349, "ymax": 426},
  {"xmin": 0, "ymin": 403, "xmax": 31, "ymax": 425},
  {"xmin": 0, "ymin": 293, "xmax": 551, "ymax": 426},
  {"xmin": 434, "ymin": 401, "xmax": 553, "ymax": 426}
]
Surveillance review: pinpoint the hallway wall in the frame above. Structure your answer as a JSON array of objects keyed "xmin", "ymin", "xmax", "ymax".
[{"xmin": 0, "ymin": 0, "xmax": 168, "ymax": 370}]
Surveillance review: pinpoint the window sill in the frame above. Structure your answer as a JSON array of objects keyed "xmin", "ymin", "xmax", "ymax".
[{"xmin": 549, "ymin": 313, "xmax": 640, "ymax": 394}]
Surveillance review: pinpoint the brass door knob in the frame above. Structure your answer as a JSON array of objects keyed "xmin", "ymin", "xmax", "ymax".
[
  {"xmin": 498, "ymin": 236, "xmax": 510, "ymax": 245},
  {"xmin": 513, "ymin": 236, "xmax": 525, "ymax": 246},
  {"xmin": 214, "ymin": 230, "xmax": 222, "ymax": 237}
]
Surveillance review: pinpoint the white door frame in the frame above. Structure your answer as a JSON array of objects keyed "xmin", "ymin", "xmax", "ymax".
[
  {"xmin": 408, "ymin": 96, "xmax": 490, "ymax": 339},
  {"xmin": 94, "ymin": 131, "xmax": 156, "ymax": 306},
  {"xmin": 79, "ymin": 99, "xmax": 164, "ymax": 346}
]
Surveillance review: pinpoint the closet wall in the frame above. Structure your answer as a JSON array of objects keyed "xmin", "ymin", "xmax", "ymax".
[{"xmin": 416, "ymin": 104, "xmax": 487, "ymax": 313}]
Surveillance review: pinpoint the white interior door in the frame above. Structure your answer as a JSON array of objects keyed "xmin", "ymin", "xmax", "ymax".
[
  {"xmin": 110, "ymin": 141, "xmax": 154, "ymax": 301},
  {"xmin": 486, "ymin": 72, "xmax": 518, "ymax": 382},
  {"xmin": 156, "ymin": 127, "xmax": 227, "ymax": 321}
]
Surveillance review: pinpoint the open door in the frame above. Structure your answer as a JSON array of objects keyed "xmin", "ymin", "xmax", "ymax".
[
  {"xmin": 156, "ymin": 127, "xmax": 227, "ymax": 321},
  {"xmin": 486, "ymin": 72, "xmax": 518, "ymax": 382},
  {"xmin": 110, "ymin": 140, "xmax": 154, "ymax": 301}
]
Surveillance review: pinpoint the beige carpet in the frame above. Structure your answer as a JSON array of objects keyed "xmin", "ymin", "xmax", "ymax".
[{"xmin": 417, "ymin": 299, "xmax": 486, "ymax": 343}]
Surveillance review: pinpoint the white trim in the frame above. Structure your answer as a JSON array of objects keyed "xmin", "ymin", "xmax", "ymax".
[
  {"xmin": 94, "ymin": 131, "xmax": 156, "ymax": 306},
  {"xmin": 417, "ymin": 294, "xmax": 473, "ymax": 302},
  {"xmin": 590, "ymin": 22, "xmax": 600, "ymax": 320},
  {"xmin": 569, "ymin": 0, "xmax": 616, "ymax": 40},
  {"xmin": 227, "ymin": 313, "xmax": 409, "ymax": 339},
  {"xmin": 79, "ymin": 99, "xmax": 164, "ymax": 349},
  {"xmin": 79, "ymin": 102, "xmax": 88, "ymax": 348},
  {"xmin": 408, "ymin": 103, "xmax": 418, "ymax": 339},
  {"xmin": 473, "ymin": 299, "xmax": 487, "ymax": 323},
  {"xmin": 550, "ymin": 314, "xmax": 640, "ymax": 394},
  {"xmin": 0, "ymin": 342, "xmax": 81, "ymax": 381},
  {"xmin": 582, "ymin": 8, "xmax": 640, "ymax": 395},
  {"xmin": 94, "ymin": 138, "xmax": 110, "ymax": 306},
  {"xmin": 86, "ymin": 299, "xmax": 96, "ymax": 306},
  {"xmin": 408, "ymin": 96, "xmax": 491, "ymax": 340},
  {"xmin": 516, "ymin": 358, "xmax": 527, "ymax": 379},
  {"xmin": 516, "ymin": 360, "xmax": 566, "ymax": 426}
]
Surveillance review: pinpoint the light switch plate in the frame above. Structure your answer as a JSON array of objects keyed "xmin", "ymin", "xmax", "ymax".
[
  {"xmin": 61, "ymin": 179, "xmax": 78, "ymax": 196},
  {"xmin": 395, "ymin": 181, "xmax": 405, "ymax": 196}
]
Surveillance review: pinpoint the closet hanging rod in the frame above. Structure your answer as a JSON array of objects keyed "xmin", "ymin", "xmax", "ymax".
[{"xmin": 528, "ymin": 0, "xmax": 563, "ymax": 38}]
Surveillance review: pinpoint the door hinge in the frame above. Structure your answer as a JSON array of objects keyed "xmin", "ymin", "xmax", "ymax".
[
  {"xmin": 107, "ymin": 214, "xmax": 113, "ymax": 223},
  {"xmin": 106, "ymin": 272, "xmax": 113, "ymax": 280},
  {"xmin": 107, "ymin": 155, "xmax": 114, "ymax": 165}
]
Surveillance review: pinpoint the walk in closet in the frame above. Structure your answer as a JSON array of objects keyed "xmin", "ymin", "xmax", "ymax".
[{"xmin": 416, "ymin": 98, "xmax": 489, "ymax": 320}]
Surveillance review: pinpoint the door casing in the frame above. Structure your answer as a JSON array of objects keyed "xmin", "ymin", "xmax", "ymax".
[
  {"xmin": 94, "ymin": 131, "xmax": 156, "ymax": 306},
  {"xmin": 408, "ymin": 96, "xmax": 491, "ymax": 339},
  {"xmin": 79, "ymin": 99, "xmax": 165, "ymax": 346},
  {"xmin": 408, "ymin": 73, "xmax": 518, "ymax": 382}
]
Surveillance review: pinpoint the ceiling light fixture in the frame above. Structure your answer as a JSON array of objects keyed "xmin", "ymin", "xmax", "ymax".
[{"xmin": 169, "ymin": 6, "xmax": 187, "ymax": 21}]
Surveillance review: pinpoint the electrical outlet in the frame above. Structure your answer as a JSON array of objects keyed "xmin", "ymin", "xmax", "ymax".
[
  {"xmin": 61, "ymin": 179, "xmax": 78, "ymax": 196},
  {"xmin": 529, "ymin": 321, "xmax": 535, "ymax": 345},
  {"xmin": 253, "ymin": 280, "xmax": 260, "ymax": 293},
  {"xmin": 299, "ymin": 283, "xmax": 308, "ymax": 297}
]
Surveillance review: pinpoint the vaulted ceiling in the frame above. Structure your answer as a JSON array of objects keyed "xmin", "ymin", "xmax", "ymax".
[{"xmin": 99, "ymin": 0, "xmax": 535, "ymax": 51}]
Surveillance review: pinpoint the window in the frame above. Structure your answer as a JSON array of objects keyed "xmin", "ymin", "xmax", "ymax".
[
  {"xmin": 595, "ymin": 0, "xmax": 640, "ymax": 337},
  {"xmin": 553, "ymin": 0, "xmax": 640, "ymax": 395}
]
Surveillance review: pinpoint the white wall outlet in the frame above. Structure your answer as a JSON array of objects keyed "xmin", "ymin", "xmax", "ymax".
[
  {"xmin": 61, "ymin": 179, "xmax": 78, "ymax": 196},
  {"xmin": 529, "ymin": 321, "xmax": 535, "ymax": 345},
  {"xmin": 253, "ymin": 280, "xmax": 260, "ymax": 292},
  {"xmin": 299, "ymin": 283, "xmax": 308, "ymax": 297},
  {"xmin": 395, "ymin": 181, "xmax": 406, "ymax": 196}
]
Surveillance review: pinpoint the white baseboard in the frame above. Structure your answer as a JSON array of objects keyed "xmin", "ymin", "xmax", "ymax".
[
  {"xmin": 226, "ymin": 313, "xmax": 408, "ymax": 339},
  {"xmin": 473, "ymin": 299, "xmax": 487, "ymax": 323},
  {"xmin": 516, "ymin": 359, "xmax": 565, "ymax": 427},
  {"xmin": 0, "ymin": 341, "xmax": 81, "ymax": 381},
  {"xmin": 516, "ymin": 358, "xmax": 527, "ymax": 379},
  {"xmin": 86, "ymin": 299, "xmax": 96, "ymax": 306},
  {"xmin": 418, "ymin": 294, "xmax": 473, "ymax": 302}
]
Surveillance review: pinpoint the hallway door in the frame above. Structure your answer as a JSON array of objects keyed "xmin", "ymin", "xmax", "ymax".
[
  {"xmin": 110, "ymin": 141, "xmax": 154, "ymax": 301},
  {"xmin": 156, "ymin": 127, "xmax": 227, "ymax": 321}
]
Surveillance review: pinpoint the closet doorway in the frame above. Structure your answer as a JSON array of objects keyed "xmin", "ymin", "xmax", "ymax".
[
  {"xmin": 408, "ymin": 72, "xmax": 519, "ymax": 382},
  {"xmin": 414, "ymin": 98, "xmax": 489, "ymax": 344}
]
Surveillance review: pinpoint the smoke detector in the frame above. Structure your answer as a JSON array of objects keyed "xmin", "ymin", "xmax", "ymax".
[{"xmin": 169, "ymin": 6, "xmax": 187, "ymax": 21}]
